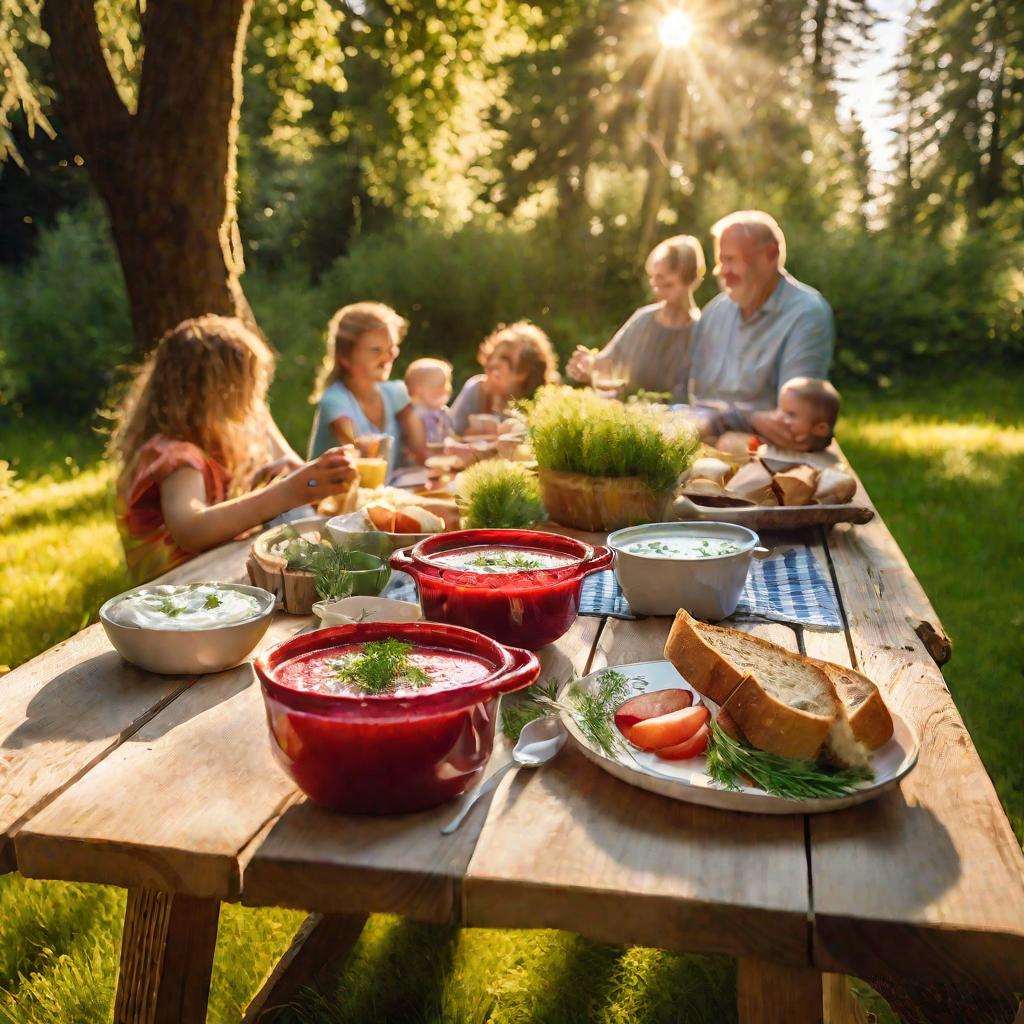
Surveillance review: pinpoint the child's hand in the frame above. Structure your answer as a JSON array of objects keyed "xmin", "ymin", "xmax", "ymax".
[{"xmin": 283, "ymin": 447, "xmax": 358, "ymax": 504}]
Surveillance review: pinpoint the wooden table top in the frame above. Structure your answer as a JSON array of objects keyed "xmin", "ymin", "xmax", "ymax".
[{"xmin": 3, "ymin": 464, "xmax": 1023, "ymax": 993}]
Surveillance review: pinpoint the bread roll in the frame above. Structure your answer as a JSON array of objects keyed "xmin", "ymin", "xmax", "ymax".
[
  {"xmin": 725, "ymin": 461, "xmax": 778, "ymax": 505},
  {"xmin": 688, "ymin": 457, "xmax": 733, "ymax": 487},
  {"xmin": 814, "ymin": 467, "xmax": 857, "ymax": 504},
  {"xmin": 772, "ymin": 465, "xmax": 819, "ymax": 506}
]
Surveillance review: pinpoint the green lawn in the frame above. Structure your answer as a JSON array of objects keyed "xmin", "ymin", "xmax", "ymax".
[{"xmin": 1, "ymin": 366, "xmax": 1021, "ymax": 1022}]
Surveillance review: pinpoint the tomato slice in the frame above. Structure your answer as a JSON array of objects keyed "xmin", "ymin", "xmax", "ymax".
[
  {"xmin": 654, "ymin": 722, "xmax": 710, "ymax": 761},
  {"xmin": 629, "ymin": 705, "xmax": 710, "ymax": 751},
  {"xmin": 614, "ymin": 689, "xmax": 693, "ymax": 734}
]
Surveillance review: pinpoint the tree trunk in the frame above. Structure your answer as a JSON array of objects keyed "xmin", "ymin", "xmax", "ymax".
[{"xmin": 41, "ymin": 0, "xmax": 254, "ymax": 355}]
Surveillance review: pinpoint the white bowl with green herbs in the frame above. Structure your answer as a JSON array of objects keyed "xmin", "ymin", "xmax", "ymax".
[
  {"xmin": 100, "ymin": 582, "xmax": 276, "ymax": 675},
  {"xmin": 607, "ymin": 522, "xmax": 769, "ymax": 619}
]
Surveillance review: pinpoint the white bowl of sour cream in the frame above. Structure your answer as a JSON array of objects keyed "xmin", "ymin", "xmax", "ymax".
[
  {"xmin": 100, "ymin": 582, "xmax": 276, "ymax": 675},
  {"xmin": 607, "ymin": 522, "xmax": 770, "ymax": 620}
]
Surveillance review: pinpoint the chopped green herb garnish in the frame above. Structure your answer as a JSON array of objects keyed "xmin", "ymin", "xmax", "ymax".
[
  {"xmin": 328, "ymin": 639, "xmax": 432, "ymax": 695},
  {"xmin": 500, "ymin": 679, "xmax": 563, "ymax": 740},
  {"xmin": 569, "ymin": 669, "xmax": 638, "ymax": 757},
  {"xmin": 202, "ymin": 593, "xmax": 223, "ymax": 609},
  {"xmin": 468, "ymin": 552, "xmax": 544, "ymax": 570},
  {"xmin": 705, "ymin": 721, "xmax": 874, "ymax": 800},
  {"xmin": 157, "ymin": 599, "xmax": 185, "ymax": 617}
]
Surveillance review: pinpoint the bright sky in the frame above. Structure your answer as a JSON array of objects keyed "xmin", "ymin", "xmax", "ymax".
[{"xmin": 835, "ymin": 0, "xmax": 914, "ymax": 177}]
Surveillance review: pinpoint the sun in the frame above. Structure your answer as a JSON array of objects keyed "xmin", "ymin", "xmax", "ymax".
[{"xmin": 658, "ymin": 9, "xmax": 694, "ymax": 49}]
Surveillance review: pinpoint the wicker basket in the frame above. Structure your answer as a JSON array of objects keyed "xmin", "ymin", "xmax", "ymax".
[{"xmin": 538, "ymin": 468, "xmax": 676, "ymax": 532}]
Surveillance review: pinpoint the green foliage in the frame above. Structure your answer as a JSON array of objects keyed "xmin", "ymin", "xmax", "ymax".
[
  {"xmin": 528, "ymin": 387, "xmax": 700, "ymax": 493},
  {"xmin": 0, "ymin": 205, "xmax": 131, "ymax": 420},
  {"xmin": 890, "ymin": 0, "xmax": 1021, "ymax": 230},
  {"xmin": 787, "ymin": 225, "xmax": 1024, "ymax": 381},
  {"xmin": 319, "ymin": 222, "xmax": 625, "ymax": 381},
  {"xmin": 456, "ymin": 459, "xmax": 545, "ymax": 530}
]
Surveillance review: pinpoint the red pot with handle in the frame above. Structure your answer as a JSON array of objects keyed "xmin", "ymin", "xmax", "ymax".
[
  {"xmin": 255, "ymin": 620, "xmax": 540, "ymax": 814},
  {"xmin": 390, "ymin": 528, "xmax": 613, "ymax": 650}
]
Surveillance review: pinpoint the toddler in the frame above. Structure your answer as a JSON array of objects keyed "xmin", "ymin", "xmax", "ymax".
[
  {"xmin": 706, "ymin": 378, "xmax": 840, "ymax": 454},
  {"xmin": 775, "ymin": 377, "xmax": 840, "ymax": 451},
  {"xmin": 404, "ymin": 357, "xmax": 455, "ymax": 446}
]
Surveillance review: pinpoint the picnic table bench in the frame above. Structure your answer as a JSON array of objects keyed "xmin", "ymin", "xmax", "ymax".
[{"xmin": 2, "ymin": 456, "xmax": 1022, "ymax": 1024}]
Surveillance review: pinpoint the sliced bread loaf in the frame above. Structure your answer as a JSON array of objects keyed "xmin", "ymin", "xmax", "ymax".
[
  {"xmin": 813, "ymin": 660, "xmax": 894, "ymax": 751},
  {"xmin": 664, "ymin": 610, "xmax": 868, "ymax": 766}
]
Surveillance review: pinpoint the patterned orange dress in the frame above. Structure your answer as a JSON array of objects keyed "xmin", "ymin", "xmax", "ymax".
[{"xmin": 116, "ymin": 436, "xmax": 231, "ymax": 583}]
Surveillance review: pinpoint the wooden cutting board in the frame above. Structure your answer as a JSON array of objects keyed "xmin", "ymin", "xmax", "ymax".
[{"xmin": 672, "ymin": 494, "xmax": 874, "ymax": 529}]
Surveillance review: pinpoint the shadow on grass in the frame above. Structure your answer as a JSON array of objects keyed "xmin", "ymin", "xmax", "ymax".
[{"xmin": 282, "ymin": 917, "xmax": 461, "ymax": 1024}]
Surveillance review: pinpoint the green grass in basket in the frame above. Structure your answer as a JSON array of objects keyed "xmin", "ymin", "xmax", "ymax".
[
  {"xmin": 456, "ymin": 458, "xmax": 545, "ymax": 529},
  {"xmin": 527, "ymin": 386, "xmax": 700, "ymax": 493}
]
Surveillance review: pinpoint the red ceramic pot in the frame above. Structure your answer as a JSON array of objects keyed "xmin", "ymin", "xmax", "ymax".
[
  {"xmin": 254, "ymin": 620, "xmax": 539, "ymax": 814},
  {"xmin": 390, "ymin": 528, "xmax": 613, "ymax": 650}
]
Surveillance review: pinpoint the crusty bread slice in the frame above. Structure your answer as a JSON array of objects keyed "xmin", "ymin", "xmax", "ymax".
[
  {"xmin": 664, "ymin": 610, "xmax": 868, "ymax": 766},
  {"xmin": 812, "ymin": 660, "xmax": 894, "ymax": 751}
]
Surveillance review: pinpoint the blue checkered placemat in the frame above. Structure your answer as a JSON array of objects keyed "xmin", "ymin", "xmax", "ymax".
[
  {"xmin": 579, "ymin": 548, "xmax": 843, "ymax": 630},
  {"xmin": 384, "ymin": 548, "xmax": 842, "ymax": 630}
]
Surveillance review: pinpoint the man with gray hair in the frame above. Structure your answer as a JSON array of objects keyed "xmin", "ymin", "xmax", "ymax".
[{"xmin": 689, "ymin": 210, "xmax": 834, "ymax": 449}]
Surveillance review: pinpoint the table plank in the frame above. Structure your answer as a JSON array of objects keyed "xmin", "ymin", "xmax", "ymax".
[
  {"xmin": 809, "ymin": 506, "xmax": 1024, "ymax": 992},
  {"xmin": 239, "ymin": 616, "xmax": 602, "ymax": 923},
  {"xmin": 0, "ymin": 625, "xmax": 196, "ymax": 874},
  {"xmin": 463, "ymin": 615, "xmax": 814, "ymax": 966},
  {"xmin": 14, "ymin": 613, "xmax": 307, "ymax": 898}
]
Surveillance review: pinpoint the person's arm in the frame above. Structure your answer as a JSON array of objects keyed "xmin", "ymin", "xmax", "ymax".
[
  {"xmin": 160, "ymin": 448, "xmax": 357, "ymax": 553},
  {"xmin": 776, "ymin": 299, "xmax": 834, "ymax": 386},
  {"xmin": 329, "ymin": 415, "xmax": 358, "ymax": 446},
  {"xmin": 397, "ymin": 404, "xmax": 427, "ymax": 463},
  {"xmin": 449, "ymin": 377, "xmax": 481, "ymax": 435}
]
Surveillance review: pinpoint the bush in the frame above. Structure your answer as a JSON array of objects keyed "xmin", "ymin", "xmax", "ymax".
[
  {"xmin": 318, "ymin": 221, "xmax": 640, "ymax": 385},
  {"xmin": 0, "ymin": 205, "xmax": 133, "ymax": 421},
  {"xmin": 785, "ymin": 226, "xmax": 1024, "ymax": 383}
]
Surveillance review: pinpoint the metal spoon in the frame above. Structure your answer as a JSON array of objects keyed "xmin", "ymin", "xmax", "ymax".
[{"xmin": 441, "ymin": 716, "xmax": 567, "ymax": 834}]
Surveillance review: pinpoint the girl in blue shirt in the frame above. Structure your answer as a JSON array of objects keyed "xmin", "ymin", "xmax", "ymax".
[{"xmin": 309, "ymin": 302, "xmax": 426, "ymax": 476}]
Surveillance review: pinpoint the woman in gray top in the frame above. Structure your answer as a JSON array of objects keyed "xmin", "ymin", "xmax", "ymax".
[{"xmin": 566, "ymin": 234, "xmax": 705, "ymax": 401}]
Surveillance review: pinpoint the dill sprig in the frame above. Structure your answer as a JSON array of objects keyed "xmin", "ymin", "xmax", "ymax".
[
  {"xmin": 456, "ymin": 459, "xmax": 545, "ymax": 530},
  {"xmin": 468, "ymin": 551, "xmax": 544, "ymax": 570},
  {"xmin": 500, "ymin": 679, "xmax": 563, "ymax": 740},
  {"xmin": 568, "ymin": 668, "xmax": 636, "ymax": 757},
  {"xmin": 705, "ymin": 721, "xmax": 874, "ymax": 800},
  {"xmin": 328, "ymin": 639, "xmax": 432, "ymax": 695}
]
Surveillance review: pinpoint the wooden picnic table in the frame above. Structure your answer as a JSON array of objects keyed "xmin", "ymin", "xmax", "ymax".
[{"xmin": 2, "ymin": 455, "xmax": 1023, "ymax": 1024}]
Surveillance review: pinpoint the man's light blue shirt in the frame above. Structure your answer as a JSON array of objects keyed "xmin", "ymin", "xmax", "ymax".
[{"xmin": 689, "ymin": 271, "xmax": 834, "ymax": 431}]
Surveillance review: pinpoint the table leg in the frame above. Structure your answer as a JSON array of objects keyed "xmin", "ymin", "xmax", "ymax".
[
  {"xmin": 822, "ymin": 974, "xmax": 870, "ymax": 1024},
  {"xmin": 113, "ymin": 888, "xmax": 220, "ymax": 1024},
  {"xmin": 737, "ymin": 957, "xmax": 824, "ymax": 1024},
  {"xmin": 242, "ymin": 912, "xmax": 368, "ymax": 1022}
]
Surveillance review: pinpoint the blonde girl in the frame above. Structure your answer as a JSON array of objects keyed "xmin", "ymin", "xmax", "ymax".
[
  {"xmin": 111, "ymin": 315, "xmax": 356, "ymax": 582},
  {"xmin": 566, "ymin": 234, "xmax": 705, "ymax": 401},
  {"xmin": 309, "ymin": 301, "xmax": 426, "ymax": 473},
  {"xmin": 450, "ymin": 321, "xmax": 561, "ymax": 434}
]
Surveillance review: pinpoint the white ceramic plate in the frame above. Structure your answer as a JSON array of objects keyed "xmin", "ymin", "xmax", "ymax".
[{"xmin": 559, "ymin": 660, "xmax": 919, "ymax": 815}]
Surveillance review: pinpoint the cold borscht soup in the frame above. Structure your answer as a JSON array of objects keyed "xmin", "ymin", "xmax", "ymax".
[
  {"xmin": 274, "ymin": 638, "xmax": 492, "ymax": 698},
  {"xmin": 428, "ymin": 545, "xmax": 578, "ymax": 575},
  {"xmin": 256, "ymin": 621, "xmax": 540, "ymax": 814}
]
